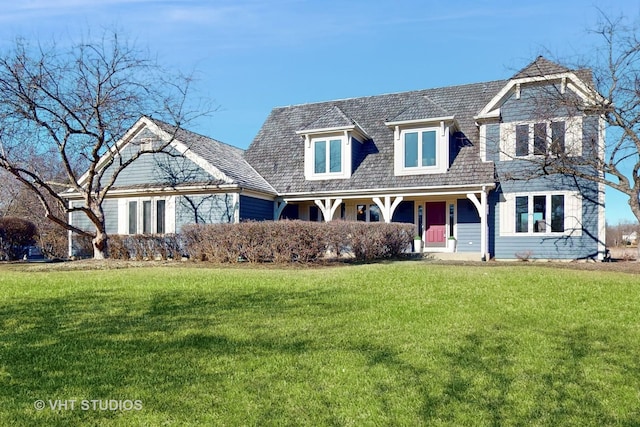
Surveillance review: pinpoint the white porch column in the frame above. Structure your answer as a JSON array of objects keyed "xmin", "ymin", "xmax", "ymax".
[
  {"xmin": 372, "ymin": 196, "xmax": 404, "ymax": 223},
  {"xmin": 467, "ymin": 187, "xmax": 488, "ymax": 261},
  {"xmin": 314, "ymin": 198, "xmax": 343, "ymax": 222}
]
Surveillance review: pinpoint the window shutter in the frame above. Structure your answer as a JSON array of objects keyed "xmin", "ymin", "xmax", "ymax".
[
  {"xmin": 117, "ymin": 198, "xmax": 127, "ymax": 234},
  {"xmin": 499, "ymin": 194, "xmax": 514, "ymax": 235},
  {"xmin": 165, "ymin": 196, "xmax": 176, "ymax": 234},
  {"xmin": 565, "ymin": 193, "xmax": 583, "ymax": 236},
  {"xmin": 565, "ymin": 116, "xmax": 583, "ymax": 156},
  {"xmin": 500, "ymin": 123, "xmax": 515, "ymax": 161}
]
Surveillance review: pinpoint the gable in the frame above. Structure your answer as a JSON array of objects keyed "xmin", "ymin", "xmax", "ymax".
[
  {"xmin": 476, "ymin": 57, "xmax": 598, "ymax": 121},
  {"xmin": 73, "ymin": 116, "xmax": 276, "ymax": 196}
]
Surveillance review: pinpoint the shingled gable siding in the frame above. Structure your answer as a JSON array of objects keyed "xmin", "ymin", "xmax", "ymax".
[{"xmin": 239, "ymin": 195, "xmax": 274, "ymax": 221}]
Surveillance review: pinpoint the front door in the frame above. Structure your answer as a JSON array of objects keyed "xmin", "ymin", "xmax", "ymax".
[{"xmin": 425, "ymin": 202, "xmax": 446, "ymax": 246}]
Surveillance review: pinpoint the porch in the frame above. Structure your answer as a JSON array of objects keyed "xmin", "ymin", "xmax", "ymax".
[{"xmin": 275, "ymin": 185, "xmax": 493, "ymax": 261}]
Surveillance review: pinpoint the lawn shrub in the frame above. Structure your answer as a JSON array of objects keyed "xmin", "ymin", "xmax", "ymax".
[
  {"xmin": 179, "ymin": 220, "xmax": 413, "ymax": 263},
  {"xmin": 0, "ymin": 217, "xmax": 37, "ymax": 260},
  {"xmin": 108, "ymin": 234, "xmax": 183, "ymax": 260}
]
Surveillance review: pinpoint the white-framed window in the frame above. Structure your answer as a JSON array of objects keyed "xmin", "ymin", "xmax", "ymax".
[
  {"xmin": 500, "ymin": 116, "xmax": 582, "ymax": 160},
  {"xmin": 500, "ymin": 191, "xmax": 582, "ymax": 236},
  {"xmin": 356, "ymin": 204, "xmax": 381, "ymax": 222},
  {"xmin": 393, "ymin": 124, "xmax": 449, "ymax": 176},
  {"xmin": 303, "ymin": 132, "xmax": 351, "ymax": 180},
  {"xmin": 119, "ymin": 196, "xmax": 175, "ymax": 235}
]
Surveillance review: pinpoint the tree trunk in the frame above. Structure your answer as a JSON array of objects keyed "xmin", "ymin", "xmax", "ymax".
[{"xmin": 92, "ymin": 228, "xmax": 108, "ymax": 260}]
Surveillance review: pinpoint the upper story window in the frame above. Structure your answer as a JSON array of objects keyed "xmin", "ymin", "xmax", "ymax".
[
  {"xmin": 386, "ymin": 118, "xmax": 452, "ymax": 176},
  {"xmin": 403, "ymin": 129, "xmax": 437, "ymax": 168},
  {"xmin": 501, "ymin": 116, "xmax": 582, "ymax": 160},
  {"xmin": 313, "ymin": 136, "xmax": 343, "ymax": 175}
]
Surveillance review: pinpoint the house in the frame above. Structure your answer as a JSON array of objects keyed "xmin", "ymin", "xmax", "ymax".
[{"xmin": 65, "ymin": 57, "xmax": 606, "ymax": 261}]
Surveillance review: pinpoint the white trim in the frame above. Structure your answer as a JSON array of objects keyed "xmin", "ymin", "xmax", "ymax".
[
  {"xmin": 394, "ymin": 126, "xmax": 449, "ymax": 176},
  {"xmin": 304, "ymin": 132, "xmax": 351, "ymax": 180},
  {"xmin": 282, "ymin": 183, "xmax": 496, "ymax": 201},
  {"xmin": 115, "ymin": 195, "xmax": 176, "ymax": 235},
  {"xmin": 476, "ymin": 72, "xmax": 601, "ymax": 120},
  {"xmin": 372, "ymin": 196, "xmax": 404, "ymax": 223},
  {"xmin": 384, "ymin": 115, "xmax": 455, "ymax": 127},
  {"xmin": 500, "ymin": 191, "xmax": 582, "ymax": 237},
  {"xmin": 479, "ymin": 124, "xmax": 487, "ymax": 162}
]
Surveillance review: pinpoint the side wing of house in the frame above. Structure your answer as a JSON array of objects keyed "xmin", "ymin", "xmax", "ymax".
[
  {"xmin": 478, "ymin": 59, "xmax": 605, "ymax": 260},
  {"xmin": 67, "ymin": 117, "xmax": 276, "ymax": 256}
]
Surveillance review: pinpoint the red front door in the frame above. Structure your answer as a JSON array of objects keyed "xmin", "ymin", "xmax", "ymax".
[{"xmin": 425, "ymin": 202, "xmax": 446, "ymax": 246}]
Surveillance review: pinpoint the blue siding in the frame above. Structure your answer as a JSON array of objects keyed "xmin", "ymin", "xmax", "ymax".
[
  {"xmin": 70, "ymin": 199, "xmax": 117, "ymax": 233},
  {"xmin": 392, "ymin": 201, "xmax": 414, "ymax": 223},
  {"xmin": 103, "ymin": 133, "xmax": 212, "ymax": 188},
  {"xmin": 176, "ymin": 194, "xmax": 237, "ymax": 231},
  {"xmin": 490, "ymin": 184, "xmax": 602, "ymax": 260},
  {"xmin": 239, "ymin": 195, "xmax": 273, "ymax": 221},
  {"xmin": 456, "ymin": 199, "xmax": 481, "ymax": 253}
]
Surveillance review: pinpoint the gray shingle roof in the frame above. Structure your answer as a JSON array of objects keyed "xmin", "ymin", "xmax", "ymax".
[
  {"xmin": 299, "ymin": 105, "xmax": 357, "ymax": 131},
  {"xmin": 245, "ymin": 80, "xmax": 506, "ymax": 195},
  {"xmin": 151, "ymin": 118, "xmax": 276, "ymax": 195},
  {"xmin": 388, "ymin": 95, "xmax": 451, "ymax": 122},
  {"xmin": 512, "ymin": 56, "xmax": 571, "ymax": 79}
]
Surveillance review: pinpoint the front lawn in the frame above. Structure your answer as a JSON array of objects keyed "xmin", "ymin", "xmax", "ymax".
[{"xmin": 0, "ymin": 262, "xmax": 639, "ymax": 426}]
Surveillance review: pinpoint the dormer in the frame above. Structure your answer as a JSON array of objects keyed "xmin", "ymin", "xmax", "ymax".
[
  {"xmin": 385, "ymin": 96, "xmax": 455, "ymax": 176},
  {"xmin": 296, "ymin": 105, "xmax": 368, "ymax": 180}
]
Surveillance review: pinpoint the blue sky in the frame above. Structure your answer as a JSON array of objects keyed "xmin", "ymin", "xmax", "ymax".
[{"xmin": 0, "ymin": 0, "xmax": 637, "ymax": 224}]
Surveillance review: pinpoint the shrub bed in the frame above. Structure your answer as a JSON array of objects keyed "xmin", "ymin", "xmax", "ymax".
[{"xmin": 108, "ymin": 220, "xmax": 414, "ymax": 263}]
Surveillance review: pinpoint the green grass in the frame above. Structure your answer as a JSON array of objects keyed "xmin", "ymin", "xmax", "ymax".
[{"xmin": 0, "ymin": 262, "xmax": 639, "ymax": 426}]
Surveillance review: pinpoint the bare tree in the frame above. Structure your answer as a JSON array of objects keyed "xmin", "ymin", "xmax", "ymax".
[{"xmin": 0, "ymin": 31, "xmax": 201, "ymax": 259}]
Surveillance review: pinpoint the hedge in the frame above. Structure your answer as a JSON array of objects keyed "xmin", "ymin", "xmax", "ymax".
[{"xmin": 106, "ymin": 220, "xmax": 414, "ymax": 263}]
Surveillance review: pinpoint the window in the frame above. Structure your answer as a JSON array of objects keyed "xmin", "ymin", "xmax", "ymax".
[
  {"xmin": 313, "ymin": 138, "xmax": 342, "ymax": 174},
  {"xmin": 550, "ymin": 121, "xmax": 565, "ymax": 155},
  {"xmin": 403, "ymin": 130, "xmax": 437, "ymax": 168},
  {"xmin": 128, "ymin": 201, "xmax": 137, "ymax": 235},
  {"xmin": 515, "ymin": 196, "xmax": 528, "ymax": 233},
  {"xmin": 356, "ymin": 204, "xmax": 381, "ymax": 222},
  {"xmin": 515, "ymin": 124, "xmax": 529, "ymax": 157},
  {"xmin": 120, "ymin": 197, "xmax": 173, "ymax": 235},
  {"xmin": 303, "ymin": 133, "xmax": 351, "ymax": 180},
  {"xmin": 156, "ymin": 200, "xmax": 166, "ymax": 234},
  {"xmin": 394, "ymin": 125, "xmax": 448, "ymax": 175},
  {"xmin": 500, "ymin": 117, "xmax": 581, "ymax": 160},
  {"xmin": 506, "ymin": 192, "xmax": 577, "ymax": 235},
  {"xmin": 143, "ymin": 200, "xmax": 152, "ymax": 234}
]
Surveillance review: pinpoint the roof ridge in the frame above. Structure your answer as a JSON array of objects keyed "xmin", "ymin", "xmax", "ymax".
[
  {"xmin": 273, "ymin": 78, "xmax": 509, "ymax": 110},
  {"xmin": 148, "ymin": 116, "xmax": 244, "ymax": 153},
  {"xmin": 512, "ymin": 56, "xmax": 571, "ymax": 79}
]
